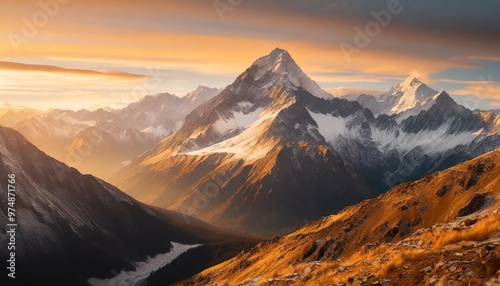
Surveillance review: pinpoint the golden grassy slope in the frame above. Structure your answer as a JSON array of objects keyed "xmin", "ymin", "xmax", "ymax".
[{"xmin": 177, "ymin": 147, "xmax": 500, "ymax": 285}]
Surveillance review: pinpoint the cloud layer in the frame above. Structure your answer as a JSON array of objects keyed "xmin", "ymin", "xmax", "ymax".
[{"xmin": 0, "ymin": 0, "xmax": 498, "ymax": 110}]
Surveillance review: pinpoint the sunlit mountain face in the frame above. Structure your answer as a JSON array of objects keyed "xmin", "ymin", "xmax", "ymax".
[
  {"xmin": 111, "ymin": 48, "xmax": 500, "ymax": 238},
  {"xmin": 1, "ymin": 1, "xmax": 500, "ymax": 285}
]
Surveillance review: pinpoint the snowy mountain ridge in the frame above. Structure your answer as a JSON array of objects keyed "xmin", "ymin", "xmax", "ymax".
[
  {"xmin": 114, "ymin": 49, "xmax": 500, "ymax": 237},
  {"xmin": 4, "ymin": 86, "xmax": 222, "ymax": 178}
]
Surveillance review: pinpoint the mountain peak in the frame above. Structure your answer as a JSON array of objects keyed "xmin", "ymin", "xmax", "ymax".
[
  {"xmin": 427, "ymin": 90, "xmax": 468, "ymax": 115},
  {"xmin": 434, "ymin": 90, "xmax": 456, "ymax": 105},
  {"xmin": 243, "ymin": 48, "xmax": 331, "ymax": 99},
  {"xmin": 252, "ymin": 48, "xmax": 294, "ymax": 74},
  {"xmin": 269, "ymin": 47, "xmax": 289, "ymax": 57},
  {"xmin": 401, "ymin": 76, "xmax": 422, "ymax": 87},
  {"xmin": 185, "ymin": 85, "xmax": 221, "ymax": 102},
  {"xmin": 378, "ymin": 76, "xmax": 439, "ymax": 115}
]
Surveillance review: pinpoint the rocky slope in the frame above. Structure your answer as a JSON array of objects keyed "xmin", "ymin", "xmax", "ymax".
[
  {"xmin": 179, "ymin": 146, "xmax": 500, "ymax": 285},
  {"xmin": 0, "ymin": 126, "xmax": 255, "ymax": 285}
]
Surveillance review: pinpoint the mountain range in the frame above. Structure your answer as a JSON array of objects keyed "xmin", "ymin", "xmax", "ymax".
[
  {"xmin": 1, "ymin": 86, "xmax": 221, "ymax": 179},
  {"xmin": 2, "ymin": 47, "xmax": 499, "ymax": 285},
  {"xmin": 112, "ymin": 48, "xmax": 500, "ymax": 237}
]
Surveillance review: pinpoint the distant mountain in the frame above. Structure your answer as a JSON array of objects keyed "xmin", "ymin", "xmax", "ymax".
[
  {"xmin": 0, "ymin": 108, "xmax": 43, "ymax": 127},
  {"xmin": 113, "ymin": 49, "xmax": 500, "ymax": 237},
  {"xmin": 355, "ymin": 76, "xmax": 439, "ymax": 118},
  {"xmin": 0, "ymin": 126, "xmax": 256, "ymax": 285},
  {"xmin": 9, "ymin": 86, "xmax": 221, "ymax": 178},
  {"xmin": 329, "ymin": 90, "xmax": 500, "ymax": 192},
  {"xmin": 113, "ymin": 86, "xmax": 222, "ymax": 137},
  {"xmin": 180, "ymin": 147, "xmax": 500, "ymax": 285}
]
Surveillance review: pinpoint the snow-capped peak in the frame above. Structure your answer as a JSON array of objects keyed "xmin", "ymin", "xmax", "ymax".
[
  {"xmin": 380, "ymin": 76, "xmax": 438, "ymax": 115},
  {"xmin": 401, "ymin": 76, "xmax": 422, "ymax": 87},
  {"xmin": 388, "ymin": 76, "xmax": 437, "ymax": 101},
  {"xmin": 247, "ymin": 48, "xmax": 332, "ymax": 99},
  {"xmin": 252, "ymin": 48, "xmax": 292, "ymax": 73}
]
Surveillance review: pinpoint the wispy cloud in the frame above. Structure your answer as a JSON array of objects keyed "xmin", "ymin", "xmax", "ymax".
[
  {"xmin": 0, "ymin": 0, "xmax": 499, "ymax": 109},
  {"xmin": 0, "ymin": 61, "xmax": 149, "ymax": 80},
  {"xmin": 451, "ymin": 82, "xmax": 500, "ymax": 100}
]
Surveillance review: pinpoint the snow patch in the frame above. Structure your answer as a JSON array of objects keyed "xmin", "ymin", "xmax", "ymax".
[
  {"xmin": 306, "ymin": 108, "xmax": 348, "ymax": 143},
  {"xmin": 179, "ymin": 107, "xmax": 285, "ymax": 161},
  {"xmin": 214, "ymin": 107, "xmax": 264, "ymax": 134},
  {"xmin": 88, "ymin": 242, "xmax": 201, "ymax": 286},
  {"xmin": 141, "ymin": 125, "xmax": 169, "ymax": 137},
  {"xmin": 371, "ymin": 123, "xmax": 479, "ymax": 155}
]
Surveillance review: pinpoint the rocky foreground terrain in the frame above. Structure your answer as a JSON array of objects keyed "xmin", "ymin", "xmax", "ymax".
[{"xmin": 178, "ymin": 147, "xmax": 500, "ymax": 285}]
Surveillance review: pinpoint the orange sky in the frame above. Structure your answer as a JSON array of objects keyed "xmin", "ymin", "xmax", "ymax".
[{"xmin": 1, "ymin": 0, "xmax": 499, "ymax": 110}]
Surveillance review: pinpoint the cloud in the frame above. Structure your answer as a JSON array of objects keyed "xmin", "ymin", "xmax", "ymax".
[
  {"xmin": 0, "ymin": 61, "xmax": 149, "ymax": 80},
  {"xmin": 1, "ymin": 0, "xmax": 499, "ymax": 109},
  {"xmin": 451, "ymin": 82, "xmax": 500, "ymax": 100}
]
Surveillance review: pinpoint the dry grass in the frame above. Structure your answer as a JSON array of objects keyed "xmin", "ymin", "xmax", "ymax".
[
  {"xmin": 344, "ymin": 244, "xmax": 390, "ymax": 265},
  {"xmin": 378, "ymin": 249, "xmax": 424, "ymax": 276},
  {"xmin": 433, "ymin": 212, "xmax": 500, "ymax": 250},
  {"xmin": 315, "ymin": 261, "xmax": 338, "ymax": 274},
  {"xmin": 462, "ymin": 278, "xmax": 484, "ymax": 286}
]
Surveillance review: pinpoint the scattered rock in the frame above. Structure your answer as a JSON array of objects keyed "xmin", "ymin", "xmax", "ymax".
[
  {"xmin": 302, "ymin": 240, "xmax": 319, "ymax": 260},
  {"xmin": 397, "ymin": 219, "xmax": 411, "ymax": 237},
  {"xmin": 317, "ymin": 239, "xmax": 335, "ymax": 260},
  {"xmin": 385, "ymin": 226, "xmax": 399, "ymax": 241},
  {"xmin": 465, "ymin": 162, "xmax": 486, "ymax": 189},
  {"xmin": 485, "ymin": 245, "xmax": 495, "ymax": 252},
  {"xmin": 421, "ymin": 266, "xmax": 432, "ymax": 273},
  {"xmin": 344, "ymin": 223, "xmax": 355, "ymax": 233},
  {"xmin": 437, "ymin": 184, "xmax": 452, "ymax": 197},
  {"xmin": 334, "ymin": 242, "xmax": 346, "ymax": 255},
  {"xmin": 362, "ymin": 243, "xmax": 380, "ymax": 254},
  {"xmin": 463, "ymin": 218, "xmax": 478, "ymax": 226},
  {"xmin": 457, "ymin": 192, "xmax": 494, "ymax": 217},
  {"xmin": 335, "ymin": 266, "xmax": 348, "ymax": 273},
  {"xmin": 376, "ymin": 222, "xmax": 390, "ymax": 233}
]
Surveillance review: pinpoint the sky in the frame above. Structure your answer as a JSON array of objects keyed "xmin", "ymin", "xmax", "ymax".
[{"xmin": 1, "ymin": 0, "xmax": 499, "ymax": 110}]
